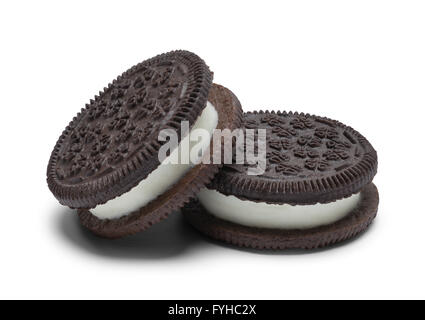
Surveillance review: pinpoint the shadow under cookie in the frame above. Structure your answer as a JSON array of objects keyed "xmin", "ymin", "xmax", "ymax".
[{"xmin": 55, "ymin": 207, "xmax": 207, "ymax": 260}]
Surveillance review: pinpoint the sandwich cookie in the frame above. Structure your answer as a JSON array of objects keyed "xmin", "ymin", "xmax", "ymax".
[
  {"xmin": 47, "ymin": 50, "xmax": 243, "ymax": 238},
  {"xmin": 182, "ymin": 111, "xmax": 379, "ymax": 249}
]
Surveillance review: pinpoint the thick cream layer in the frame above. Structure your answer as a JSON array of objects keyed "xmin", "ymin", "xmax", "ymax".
[
  {"xmin": 197, "ymin": 189, "xmax": 361, "ymax": 229},
  {"xmin": 91, "ymin": 102, "xmax": 218, "ymax": 220}
]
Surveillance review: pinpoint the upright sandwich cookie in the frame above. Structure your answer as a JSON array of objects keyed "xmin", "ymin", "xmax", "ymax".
[
  {"xmin": 47, "ymin": 50, "xmax": 243, "ymax": 238},
  {"xmin": 182, "ymin": 111, "xmax": 379, "ymax": 249}
]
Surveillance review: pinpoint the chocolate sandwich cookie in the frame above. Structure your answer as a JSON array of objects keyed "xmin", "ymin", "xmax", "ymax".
[
  {"xmin": 47, "ymin": 50, "xmax": 243, "ymax": 238},
  {"xmin": 182, "ymin": 111, "xmax": 379, "ymax": 250}
]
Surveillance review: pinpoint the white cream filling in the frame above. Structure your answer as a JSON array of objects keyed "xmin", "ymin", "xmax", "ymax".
[
  {"xmin": 198, "ymin": 189, "xmax": 361, "ymax": 229},
  {"xmin": 91, "ymin": 102, "xmax": 218, "ymax": 220}
]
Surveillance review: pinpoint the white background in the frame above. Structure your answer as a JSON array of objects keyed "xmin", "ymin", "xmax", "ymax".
[{"xmin": 1, "ymin": 0, "xmax": 424, "ymax": 300}]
